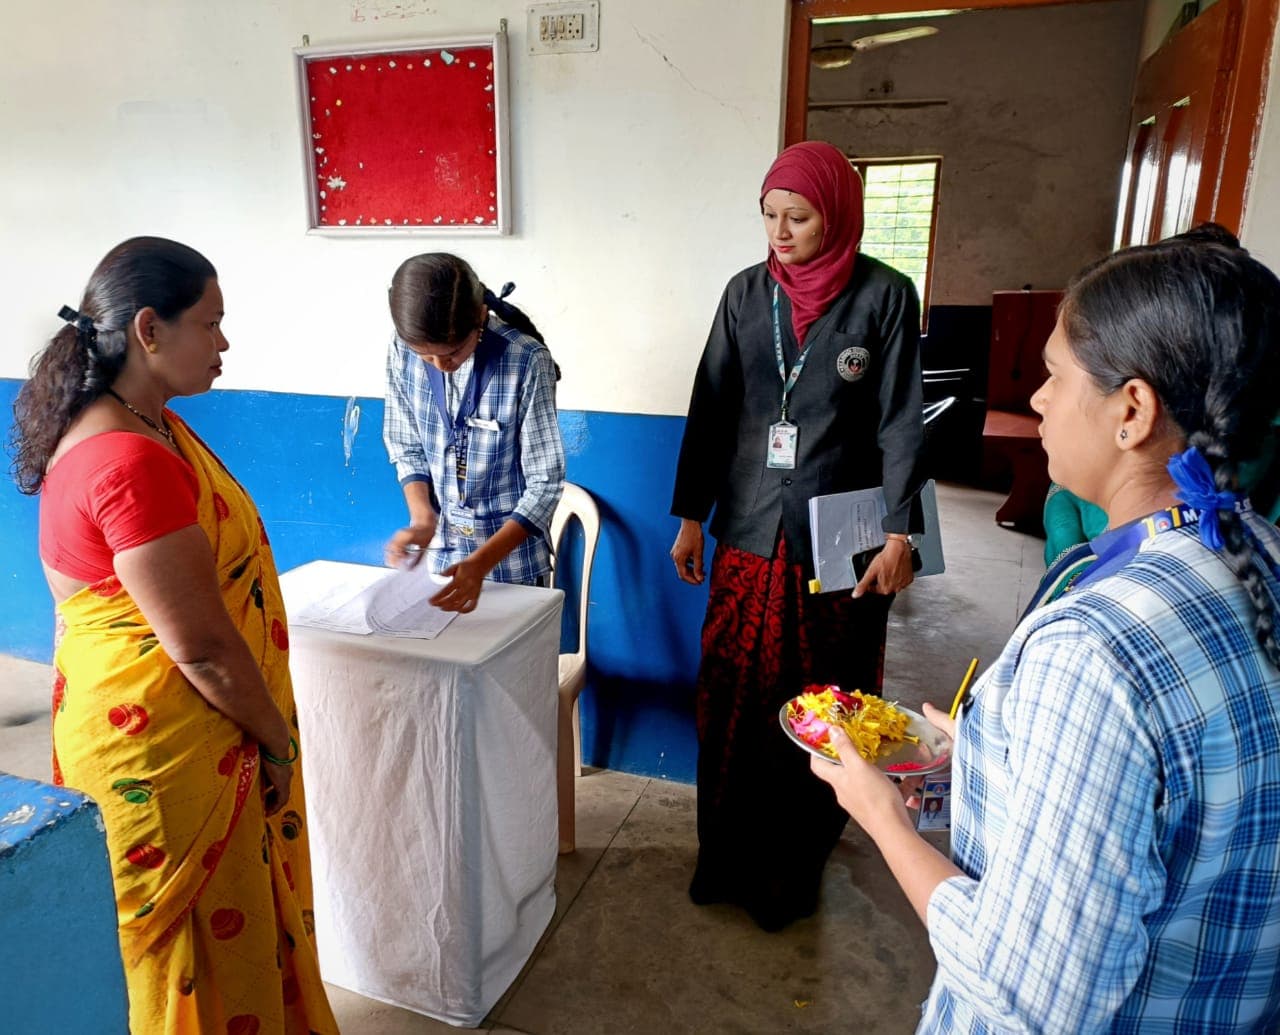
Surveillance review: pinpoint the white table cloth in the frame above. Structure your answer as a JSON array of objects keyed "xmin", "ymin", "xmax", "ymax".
[{"xmin": 280, "ymin": 560, "xmax": 563, "ymax": 1027}]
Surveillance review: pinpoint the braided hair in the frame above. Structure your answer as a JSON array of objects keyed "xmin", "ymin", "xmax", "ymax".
[
  {"xmin": 1061, "ymin": 223, "xmax": 1280, "ymax": 667},
  {"xmin": 9, "ymin": 237, "xmax": 216, "ymax": 494}
]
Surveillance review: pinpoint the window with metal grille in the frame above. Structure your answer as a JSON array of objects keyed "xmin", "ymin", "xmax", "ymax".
[{"xmin": 852, "ymin": 158, "xmax": 940, "ymax": 315}]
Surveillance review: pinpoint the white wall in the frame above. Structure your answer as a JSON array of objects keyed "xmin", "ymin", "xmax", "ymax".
[
  {"xmin": 0, "ymin": 0, "xmax": 787, "ymax": 417},
  {"xmin": 5, "ymin": 0, "xmax": 1280, "ymax": 415}
]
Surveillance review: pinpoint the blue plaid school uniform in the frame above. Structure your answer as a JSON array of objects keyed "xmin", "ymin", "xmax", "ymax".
[
  {"xmin": 921, "ymin": 510, "xmax": 1280, "ymax": 1033},
  {"xmin": 382, "ymin": 314, "xmax": 564, "ymax": 584}
]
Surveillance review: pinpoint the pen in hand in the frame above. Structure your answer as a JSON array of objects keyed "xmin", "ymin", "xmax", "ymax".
[
  {"xmin": 396, "ymin": 542, "xmax": 425, "ymax": 570},
  {"xmin": 949, "ymin": 657, "xmax": 980, "ymax": 720}
]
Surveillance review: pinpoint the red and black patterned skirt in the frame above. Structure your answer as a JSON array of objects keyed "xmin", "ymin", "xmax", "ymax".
[{"xmin": 689, "ymin": 533, "xmax": 891, "ymax": 931}]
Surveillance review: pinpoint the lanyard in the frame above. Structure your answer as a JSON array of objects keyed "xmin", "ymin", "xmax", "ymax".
[
  {"xmin": 966, "ymin": 504, "xmax": 1206, "ymax": 716},
  {"xmin": 1071, "ymin": 501, "xmax": 1255, "ymax": 592},
  {"xmin": 772, "ymin": 284, "xmax": 810, "ymax": 421},
  {"xmin": 423, "ymin": 328, "xmax": 507, "ymax": 491},
  {"xmin": 991, "ymin": 500, "xmax": 1266, "ymax": 716}
]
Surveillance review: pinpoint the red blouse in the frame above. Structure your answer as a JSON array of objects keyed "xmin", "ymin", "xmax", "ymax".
[{"xmin": 40, "ymin": 432, "xmax": 199, "ymax": 582}]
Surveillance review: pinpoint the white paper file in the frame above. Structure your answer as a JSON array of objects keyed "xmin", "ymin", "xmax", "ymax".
[{"xmin": 288, "ymin": 561, "xmax": 457, "ymax": 638}]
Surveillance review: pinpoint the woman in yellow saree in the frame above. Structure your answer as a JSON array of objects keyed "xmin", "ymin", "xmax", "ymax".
[{"xmin": 12, "ymin": 238, "xmax": 337, "ymax": 1034}]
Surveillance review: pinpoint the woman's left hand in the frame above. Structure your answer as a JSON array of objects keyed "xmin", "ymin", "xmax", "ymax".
[
  {"xmin": 854, "ymin": 538, "xmax": 915, "ymax": 597},
  {"xmin": 260, "ymin": 757, "xmax": 293, "ymax": 817},
  {"xmin": 431, "ymin": 559, "xmax": 485, "ymax": 613},
  {"xmin": 810, "ymin": 726, "xmax": 914, "ymax": 838}
]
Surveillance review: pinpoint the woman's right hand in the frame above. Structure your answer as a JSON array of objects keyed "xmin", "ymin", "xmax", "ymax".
[
  {"xmin": 112, "ymin": 527, "xmax": 309, "ymax": 816},
  {"xmin": 385, "ymin": 516, "xmax": 437, "ymax": 569},
  {"xmin": 811, "ymin": 727, "xmax": 915, "ymax": 838},
  {"xmin": 260, "ymin": 754, "xmax": 294, "ymax": 817},
  {"xmin": 671, "ymin": 519, "xmax": 706, "ymax": 584}
]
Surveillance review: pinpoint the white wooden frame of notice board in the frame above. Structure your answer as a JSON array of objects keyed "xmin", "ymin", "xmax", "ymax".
[{"xmin": 293, "ymin": 28, "xmax": 511, "ymax": 236}]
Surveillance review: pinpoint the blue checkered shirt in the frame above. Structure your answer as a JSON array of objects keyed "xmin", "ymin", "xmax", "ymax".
[
  {"xmin": 921, "ymin": 512, "xmax": 1280, "ymax": 1033},
  {"xmin": 382, "ymin": 314, "xmax": 564, "ymax": 584}
]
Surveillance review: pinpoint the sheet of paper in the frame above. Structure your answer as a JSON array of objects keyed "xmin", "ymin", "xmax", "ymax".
[
  {"xmin": 290, "ymin": 562, "xmax": 456, "ymax": 638},
  {"xmin": 366, "ymin": 563, "xmax": 457, "ymax": 638}
]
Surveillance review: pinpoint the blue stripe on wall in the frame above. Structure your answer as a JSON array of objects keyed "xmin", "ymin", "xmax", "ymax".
[{"xmin": 0, "ymin": 379, "xmax": 706, "ymax": 781}]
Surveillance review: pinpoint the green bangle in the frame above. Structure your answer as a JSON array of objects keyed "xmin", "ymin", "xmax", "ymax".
[{"xmin": 262, "ymin": 736, "xmax": 299, "ymax": 766}]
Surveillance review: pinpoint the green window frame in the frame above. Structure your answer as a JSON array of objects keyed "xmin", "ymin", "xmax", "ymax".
[{"xmin": 852, "ymin": 157, "xmax": 941, "ymax": 317}]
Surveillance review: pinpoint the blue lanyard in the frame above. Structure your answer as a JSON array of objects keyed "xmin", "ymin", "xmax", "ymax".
[
  {"xmin": 772, "ymin": 284, "xmax": 810, "ymax": 421},
  {"xmin": 423, "ymin": 328, "xmax": 507, "ymax": 447},
  {"xmin": 423, "ymin": 328, "xmax": 507, "ymax": 492},
  {"xmin": 1071, "ymin": 501, "xmax": 1255, "ymax": 591}
]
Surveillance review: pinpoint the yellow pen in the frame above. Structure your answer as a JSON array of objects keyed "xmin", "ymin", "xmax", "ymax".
[{"xmin": 948, "ymin": 657, "xmax": 980, "ymax": 720}]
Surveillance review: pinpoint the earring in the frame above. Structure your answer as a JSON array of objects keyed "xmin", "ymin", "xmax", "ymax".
[
  {"xmin": 146, "ymin": 342, "xmax": 158, "ymax": 354},
  {"xmin": 1119, "ymin": 429, "xmax": 1128, "ymax": 441}
]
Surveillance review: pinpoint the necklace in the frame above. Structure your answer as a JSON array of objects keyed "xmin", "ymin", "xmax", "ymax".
[{"xmin": 106, "ymin": 389, "xmax": 176, "ymax": 447}]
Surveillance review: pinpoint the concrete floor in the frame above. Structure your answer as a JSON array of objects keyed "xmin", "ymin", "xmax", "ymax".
[{"xmin": 0, "ymin": 482, "xmax": 1042, "ymax": 1034}]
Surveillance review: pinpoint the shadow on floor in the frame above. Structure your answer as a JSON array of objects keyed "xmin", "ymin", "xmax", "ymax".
[{"xmin": 0, "ymin": 483, "xmax": 1043, "ymax": 1034}]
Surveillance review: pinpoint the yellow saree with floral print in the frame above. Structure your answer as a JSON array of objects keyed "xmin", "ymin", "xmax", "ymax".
[{"xmin": 51, "ymin": 415, "xmax": 337, "ymax": 1035}]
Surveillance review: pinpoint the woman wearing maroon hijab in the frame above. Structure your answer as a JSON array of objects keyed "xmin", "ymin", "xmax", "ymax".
[{"xmin": 670, "ymin": 141, "xmax": 926, "ymax": 931}]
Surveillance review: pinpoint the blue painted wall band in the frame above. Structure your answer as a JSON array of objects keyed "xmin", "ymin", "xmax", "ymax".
[{"xmin": 0, "ymin": 379, "xmax": 706, "ymax": 781}]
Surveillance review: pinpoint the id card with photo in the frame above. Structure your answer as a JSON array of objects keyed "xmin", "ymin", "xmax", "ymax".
[
  {"xmin": 766, "ymin": 421, "xmax": 798, "ymax": 469},
  {"xmin": 446, "ymin": 502, "xmax": 477, "ymax": 539},
  {"xmin": 916, "ymin": 775, "xmax": 951, "ymax": 832}
]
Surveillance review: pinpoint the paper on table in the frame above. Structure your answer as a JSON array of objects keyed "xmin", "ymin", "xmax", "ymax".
[{"xmin": 290, "ymin": 562, "xmax": 457, "ymax": 638}]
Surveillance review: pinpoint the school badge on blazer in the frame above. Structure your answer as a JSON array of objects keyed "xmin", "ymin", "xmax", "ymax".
[{"xmin": 836, "ymin": 346, "xmax": 871, "ymax": 382}]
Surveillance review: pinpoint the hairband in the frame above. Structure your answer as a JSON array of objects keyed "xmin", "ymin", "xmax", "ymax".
[
  {"xmin": 58, "ymin": 305, "xmax": 98, "ymax": 347},
  {"xmin": 1168, "ymin": 445, "xmax": 1244, "ymax": 551}
]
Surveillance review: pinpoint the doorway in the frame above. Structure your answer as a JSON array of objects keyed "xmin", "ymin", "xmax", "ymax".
[
  {"xmin": 785, "ymin": 0, "xmax": 1277, "ymax": 516},
  {"xmin": 787, "ymin": 1, "xmax": 1276, "ymax": 222}
]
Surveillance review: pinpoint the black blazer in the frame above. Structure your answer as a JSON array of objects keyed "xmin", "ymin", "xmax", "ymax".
[{"xmin": 671, "ymin": 255, "xmax": 925, "ymax": 572}]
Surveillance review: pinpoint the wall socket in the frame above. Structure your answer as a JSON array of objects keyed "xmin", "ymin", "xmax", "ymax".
[
  {"xmin": 528, "ymin": 2, "xmax": 599, "ymax": 54},
  {"xmin": 543, "ymin": 12, "xmax": 582, "ymax": 41}
]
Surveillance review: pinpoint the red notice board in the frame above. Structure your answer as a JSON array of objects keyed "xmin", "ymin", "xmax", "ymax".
[{"xmin": 294, "ymin": 33, "xmax": 510, "ymax": 234}]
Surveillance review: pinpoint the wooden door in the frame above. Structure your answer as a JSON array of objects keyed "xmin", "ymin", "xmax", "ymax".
[{"xmin": 1115, "ymin": 0, "xmax": 1241, "ymax": 247}]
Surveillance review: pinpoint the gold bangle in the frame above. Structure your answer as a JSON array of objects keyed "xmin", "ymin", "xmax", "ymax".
[{"xmin": 262, "ymin": 736, "xmax": 299, "ymax": 766}]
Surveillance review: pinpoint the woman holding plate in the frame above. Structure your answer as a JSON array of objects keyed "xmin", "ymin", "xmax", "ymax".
[{"xmin": 814, "ymin": 228, "xmax": 1280, "ymax": 1032}]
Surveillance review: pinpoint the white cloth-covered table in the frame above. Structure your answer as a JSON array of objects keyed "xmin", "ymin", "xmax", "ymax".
[{"xmin": 280, "ymin": 560, "xmax": 563, "ymax": 1027}]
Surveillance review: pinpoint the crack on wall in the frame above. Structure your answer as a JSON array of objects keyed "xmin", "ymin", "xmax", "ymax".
[{"xmin": 631, "ymin": 26, "xmax": 747, "ymax": 124}]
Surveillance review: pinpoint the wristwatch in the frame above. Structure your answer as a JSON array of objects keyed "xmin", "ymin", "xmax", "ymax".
[{"xmin": 885, "ymin": 532, "xmax": 918, "ymax": 547}]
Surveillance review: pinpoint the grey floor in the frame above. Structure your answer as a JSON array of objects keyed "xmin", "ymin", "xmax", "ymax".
[{"xmin": 0, "ymin": 482, "xmax": 1043, "ymax": 1035}]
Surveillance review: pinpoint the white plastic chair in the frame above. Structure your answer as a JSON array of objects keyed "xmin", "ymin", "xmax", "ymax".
[{"xmin": 549, "ymin": 482, "xmax": 600, "ymax": 854}]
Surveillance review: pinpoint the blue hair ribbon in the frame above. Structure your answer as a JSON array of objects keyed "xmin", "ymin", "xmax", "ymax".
[{"xmin": 1167, "ymin": 445, "xmax": 1242, "ymax": 551}]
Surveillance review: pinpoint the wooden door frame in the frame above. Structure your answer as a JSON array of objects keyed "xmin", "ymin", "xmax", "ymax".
[
  {"xmin": 1212, "ymin": 0, "xmax": 1278, "ymax": 230},
  {"xmin": 785, "ymin": 0, "xmax": 1278, "ymax": 232}
]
